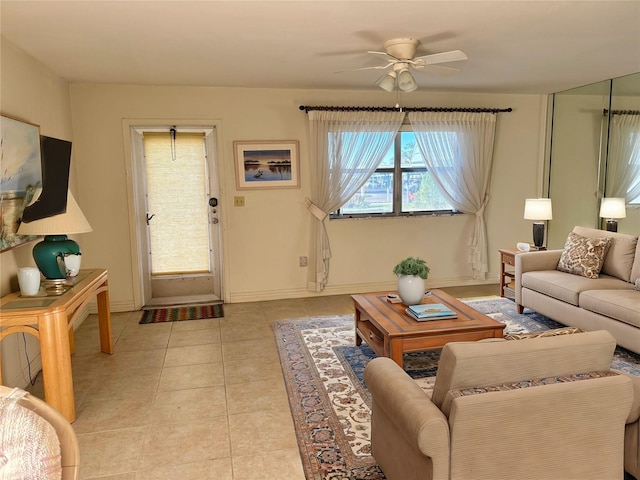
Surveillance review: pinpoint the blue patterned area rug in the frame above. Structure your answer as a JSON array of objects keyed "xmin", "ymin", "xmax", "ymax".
[{"xmin": 271, "ymin": 296, "xmax": 640, "ymax": 480}]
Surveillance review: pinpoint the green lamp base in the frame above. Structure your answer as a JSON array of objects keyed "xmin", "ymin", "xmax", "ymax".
[{"xmin": 32, "ymin": 235, "xmax": 81, "ymax": 280}]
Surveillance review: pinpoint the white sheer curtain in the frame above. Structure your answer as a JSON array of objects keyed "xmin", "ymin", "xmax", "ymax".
[
  {"xmin": 305, "ymin": 110, "xmax": 404, "ymax": 291},
  {"xmin": 606, "ymin": 114, "xmax": 640, "ymax": 202},
  {"xmin": 408, "ymin": 111, "xmax": 497, "ymax": 279}
]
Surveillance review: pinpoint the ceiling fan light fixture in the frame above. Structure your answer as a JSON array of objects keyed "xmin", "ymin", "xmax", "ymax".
[
  {"xmin": 397, "ymin": 69, "xmax": 417, "ymax": 92},
  {"xmin": 377, "ymin": 71, "xmax": 397, "ymax": 92}
]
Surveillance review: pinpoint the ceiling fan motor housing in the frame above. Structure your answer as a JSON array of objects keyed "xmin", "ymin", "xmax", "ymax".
[{"xmin": 384, "ymin": 38, "xmax": 419, "ymax": 60}]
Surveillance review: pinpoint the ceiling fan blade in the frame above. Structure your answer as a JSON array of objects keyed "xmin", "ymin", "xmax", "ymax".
[
  {"xmin": 367, "ymin": 50, "xmax": 397, "ymax": 59},
  {"xmin": 414, "ymin": 50, "xmax": 468, "ymax": 65},
  {"xmin": 335, "ymin": 62, "xmax": 394, "ymax": 74},
  {"xmin": 415, "ymin": 65, "xmax": 460, "ymax": 76}
]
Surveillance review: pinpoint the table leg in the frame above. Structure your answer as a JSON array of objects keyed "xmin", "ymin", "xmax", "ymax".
[
  {"xmin": 499, "ymin": 256, "xmax": 506, "ymax": 297},
  {"xmin": 97, "ymin": 282, "xmax": 113, "ymax": 354},
  {"xmin": 68, "ymin": 327, "xmax": 75, "ymax": 355},
  {"xmin": 39, "ymin": 311, "xmax": 76, "ymax": 422},
  {"xmin": 354, "ymin": 308, "xmax": 362, "ymax": 346},
  {"xmin": 388, "ymin": 338, "xmax": 404, "ymax": 368}
]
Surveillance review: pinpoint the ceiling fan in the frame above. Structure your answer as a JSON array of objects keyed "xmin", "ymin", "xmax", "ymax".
[{"xmin": 354, "ymin": 37, "xmax": 468, "ymax": 93}]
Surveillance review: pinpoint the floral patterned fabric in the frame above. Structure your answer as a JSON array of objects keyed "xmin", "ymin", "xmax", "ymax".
[{"xmin": 557, "ymin": 232, "xmax": 612, "ymax": 279}]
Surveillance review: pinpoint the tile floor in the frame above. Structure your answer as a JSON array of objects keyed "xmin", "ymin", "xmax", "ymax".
[{"xmin": 26, "ymin": 285, "xmax": 498, "ymax": 479}]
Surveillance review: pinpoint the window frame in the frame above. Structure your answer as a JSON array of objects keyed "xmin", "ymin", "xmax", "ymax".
[{"xmin": 331, "ymin": 125, "xmax": 459, "ymax": 219}]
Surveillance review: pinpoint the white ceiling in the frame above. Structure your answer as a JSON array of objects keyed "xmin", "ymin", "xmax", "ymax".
[{"xmin": 2, "ymin": 0, "xmax": 640, "ymax": 95}]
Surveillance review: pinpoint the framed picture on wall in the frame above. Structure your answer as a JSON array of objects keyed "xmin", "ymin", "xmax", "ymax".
[
  {"xmin": 234, "ymin": 140, "xmax": 300, "ymax": 190},
  {"xmin": 0, "ymin": 114, "xmax": 42, "ymax": 252}
]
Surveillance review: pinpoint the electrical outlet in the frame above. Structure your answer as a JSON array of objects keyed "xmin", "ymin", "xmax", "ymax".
[
  {"xmin": 234, "ymin": 196, "xmax": 245, "ymax": 207},
  {"xmin": 299, "ymin": 256, "xmax": 308, "ymax": 267}
]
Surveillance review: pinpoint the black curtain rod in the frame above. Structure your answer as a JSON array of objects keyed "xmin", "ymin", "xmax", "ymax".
[
  {"xmin": 299, "ymin": 105, "xmax": 512, "ymax": 114},
  {"xmin": 603, "ymin": 109, "xmax": 640, "ymax": 115}
]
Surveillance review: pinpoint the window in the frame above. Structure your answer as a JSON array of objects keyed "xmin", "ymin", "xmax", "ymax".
[
  {"xmin": 333, "ymin": 128, "xmax": 455, "ymax": 217},
  {"xmin": 143, "ymin": 132, "xmax": 211, "ymax": 275}
]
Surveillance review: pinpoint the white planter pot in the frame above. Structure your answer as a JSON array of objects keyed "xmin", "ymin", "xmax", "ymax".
[{"xmin": 397, "ymin": 274, "xmax": 425, "ymax": 305}]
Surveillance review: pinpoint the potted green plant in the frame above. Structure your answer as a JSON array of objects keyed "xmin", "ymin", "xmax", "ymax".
[{"xmin": 393, "ymin": 256, "xmax": 430, "ymax": 305}]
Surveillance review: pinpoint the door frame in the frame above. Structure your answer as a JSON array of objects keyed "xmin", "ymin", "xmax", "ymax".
[{"xmin": 122, "ymin": 118, "xmax": 228, "ymax": 310}]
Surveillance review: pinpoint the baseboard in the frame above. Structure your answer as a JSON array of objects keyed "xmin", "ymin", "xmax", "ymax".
[{"xmin": 228, "ymin": 277, "xmax": 499, "ymax": 303}]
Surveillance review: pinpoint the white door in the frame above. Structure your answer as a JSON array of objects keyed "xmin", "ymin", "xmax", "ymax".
[{"xmin": 130, "ymin": 126, "xmax": 222, "ymax": 307}]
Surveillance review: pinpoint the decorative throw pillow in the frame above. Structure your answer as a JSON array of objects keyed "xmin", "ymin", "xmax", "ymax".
[
  {"xmin": 504, "ymin": 327, "xmax": 583, "ymax": 340},
  {"xmin": 635, "ymin": 277, "xmax": 640, "ymax": 291},
  {"xmin": 0, "ymin": 388, "xmax": 62, "ymax": 479},
  {"xmin": 557, "ymin": 232, "xmax": 612, "ymax": 279}
]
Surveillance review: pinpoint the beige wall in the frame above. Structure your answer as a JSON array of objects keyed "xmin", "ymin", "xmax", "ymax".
[
  {"xmin": 1, "ymin": 38, "xmax": 74, "ymax": 386},
  {"xmin": 1, "ymin": 36, "xmax": 549, "ymax": 387},
  {"xmin": 69, "ymin": 84, "xmax": 547, "ymax": 308}
]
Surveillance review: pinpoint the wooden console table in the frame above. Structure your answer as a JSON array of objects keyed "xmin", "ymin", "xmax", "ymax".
[{"xmin": 0, "ymin": 268, "xmax": 112, "ymax": 422}]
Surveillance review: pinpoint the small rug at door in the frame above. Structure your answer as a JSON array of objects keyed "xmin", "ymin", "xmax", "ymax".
[
  {"xmin": 139, "ymin": 304, "xmax": 224, "ymax": 324},
  {"xmin": 271, "ymin": 296, "xmax": 640, "ymax": 480}
]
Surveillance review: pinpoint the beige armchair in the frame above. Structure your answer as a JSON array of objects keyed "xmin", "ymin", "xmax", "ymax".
[
  {"xmin": 0, "ymin": 385, "xmax": 79, "ymax": 479},
  {"xmin": 364, "ymin": 330, "xmax": 639, "ymax": 480}
]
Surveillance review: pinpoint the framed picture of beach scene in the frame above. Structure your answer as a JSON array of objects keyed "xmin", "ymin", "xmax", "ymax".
[
  {"xmin": 234, "ymin": 140, "xmax": 300, "ymax": 190},
  {"xmin": 0, "ymin": 114, "xmax": 42, "ymax": 252}
]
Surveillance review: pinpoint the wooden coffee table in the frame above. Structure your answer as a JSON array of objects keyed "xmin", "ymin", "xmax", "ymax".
[{"xmin": 352, "ymin": 289, "xmax": 505, "ymax": 368}]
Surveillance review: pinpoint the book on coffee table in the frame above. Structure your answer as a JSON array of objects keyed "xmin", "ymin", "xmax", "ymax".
[{"xmin": 405, "ymin": 303, "xmax": 458, "ymax": 321}]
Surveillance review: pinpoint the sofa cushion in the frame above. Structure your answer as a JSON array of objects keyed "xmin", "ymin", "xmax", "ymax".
[
  {"xmin": 557, "ymin": 231, "xmax": 612, "ymax": 279},
  {"xmin": 573, "ymin": 226, "xmax": 638, "ymax": 282},
  {"xmin": 579, "ymin": 288, "xmax": 640, "ymax": 328},
  {"xmin": 522, "ymin": 270, "xmax": 629, "ymax": 306}
]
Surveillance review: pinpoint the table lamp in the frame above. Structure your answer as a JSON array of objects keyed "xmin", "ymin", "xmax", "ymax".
[
  {"xmin": 17, "ymin": 189, "xmax": 92, "ymax": 284},
  {"xmin": 524, "ymin": 198, "xmax": 553, "ymax": 249},
  {"xmin": 599, "ymin": 197, "xmax": 626, "ymax": 232}
]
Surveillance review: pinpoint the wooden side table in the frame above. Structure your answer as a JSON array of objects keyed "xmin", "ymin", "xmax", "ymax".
[
  {"xmin": 499, "ymin": 248, "xmax": 519, "ymax": 298},
  {"xmin": 0, "ymin": 269, "xmax": 112, "ymax": 422}
]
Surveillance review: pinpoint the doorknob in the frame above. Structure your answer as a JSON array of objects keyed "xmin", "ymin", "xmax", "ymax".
[
  {"xmin": 146, "ymin": 213, "xmax": 155, "ymax": 225},
  {"xmin": 209, "ymin": 198, "xmax": 218, "ymax": 207}
]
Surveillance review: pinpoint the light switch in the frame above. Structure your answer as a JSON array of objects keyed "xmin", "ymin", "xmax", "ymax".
[{"xmin": 234, "ymin": 196, "xmax": 245, "ymax": 207}]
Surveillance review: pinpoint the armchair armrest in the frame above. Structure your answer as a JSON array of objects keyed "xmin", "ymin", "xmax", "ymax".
[
  {"xmin": 620, "ymin": 372, "xmax": 640, "ymax": 424},
  {"xmin": 515, "ymin": 249, "xmax": 562, "ymax": 308},
  {"xmin": 364, "ymin": 357, "xmax": 450, "ymax": 479},
  {"xmin": 619, "ymin": 371, "xmax": 640, "ymax": 478}
]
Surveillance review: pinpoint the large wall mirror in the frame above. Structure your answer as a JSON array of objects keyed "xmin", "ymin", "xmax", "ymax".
[{"xmin": 546, "ymin": 72, "xmax": 640, "ymax": 248}]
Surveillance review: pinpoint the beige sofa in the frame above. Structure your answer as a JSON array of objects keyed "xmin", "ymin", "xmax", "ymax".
[
  {"xmin": 364, "ymin": 330, "xmax": 640, "ymax": 480},
  {"xmin": 515, "ymin": 226, "xmax": 640, "ymax": 355}
]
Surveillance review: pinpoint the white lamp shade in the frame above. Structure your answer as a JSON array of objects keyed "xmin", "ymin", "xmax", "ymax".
[
  {"xmin": 376, "ymin": 72, "xmax": 397, "ymax": 92},
  {"xmin": 599, "ymin": 197, "xmax": 626, "ymax": 219},
  {"xmin": 397, "ymin": 69, "xmax": 417, "ymax": 92},
  {"xmin": 17, "ymin": 189, "xmax": 93, "ymax": 235},
  {"xmin": 524, "ymin": 198, "xmax": 553, "ymax": 221}
]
